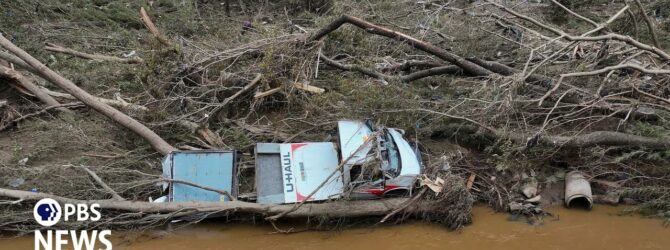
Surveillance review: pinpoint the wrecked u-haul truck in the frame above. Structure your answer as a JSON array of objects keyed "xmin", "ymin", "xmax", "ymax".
[
  {"xmin": 160, "ymin": 120, "xmax": 423, "ymax": 204},
  {"xmin": 255, "ymin": 120, "xmax": 423, "ymax": 204}
]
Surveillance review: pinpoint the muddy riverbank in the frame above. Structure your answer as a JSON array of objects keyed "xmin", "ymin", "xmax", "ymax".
[
  {"xmin": 3, "ymin": 205, "xmax": 668, "ymax": 250},
  {"xmin": 1, "ymin": 0, "xmax": 670, "ymax": 242}
]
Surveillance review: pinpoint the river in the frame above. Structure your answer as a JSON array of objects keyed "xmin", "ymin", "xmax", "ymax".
[{"xmin": 3, "ymin": 205, "xmax": 668, "ymax": 250}]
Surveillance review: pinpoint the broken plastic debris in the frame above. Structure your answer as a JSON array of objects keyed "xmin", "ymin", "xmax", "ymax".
[
  {"xmin": 419, "ymin": 174, "xmax": 445, "ymax": 193},
  {"xmin": 525, "ymin": 195, "xmax": 541, "ymax": 204},
  {"xmin": 17, "ymin": 158, "xmax": 28, "ymax": 166},
  {"xmin": 151, "ymin": 196, "xmax": 168, "ymax": 203},
  {"xmin": 122, "ymin": 50, "xmax": 136, "ymax": 58},
  {"xmin": 521, "ymin": 178, "xmax": 538, "ymax": 198}
]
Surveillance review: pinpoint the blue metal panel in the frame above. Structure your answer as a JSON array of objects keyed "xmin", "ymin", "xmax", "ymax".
[{"xmin": 167, "ymin": 151, "xmax": 236, "ymax": 202}]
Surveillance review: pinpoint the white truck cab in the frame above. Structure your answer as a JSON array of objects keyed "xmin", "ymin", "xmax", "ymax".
[{"xmin": 255, "ymin": 120, "xmax": 423, "ymax": 204}]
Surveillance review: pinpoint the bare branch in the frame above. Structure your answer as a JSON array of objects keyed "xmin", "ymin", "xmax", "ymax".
[
  {"xmin": 45, "ymin": 43, "xmax": 144, "ymax": 64},
  {"xmin": 0, "ymin": 65, "xmax": 67, "ymax": 111},
  {"xmin": 39, "ymin": 87, "xmax": 148, "ymax": 113},
  {"xmin": 0, "ymin": 34, "xmax": 176, "ymax": 155},
  {"xmin": 633, "ymin": 0, "xmax": 661, "ymax": 48},
  {"xmin": 140, "ymin": 7, "xmax": 172, "ymax": 47},
  {"xmin": 0, "ymin": 103, "xmax": 82, "ymax": 132},
  {"xmin": 539, "ymin": 63, "xmax": 670, "ymax": 106},
  {"xmin": 320, "ymin": 54, "xmax": 462, "ymax": 83},
  {"xmin": 76, "ymin": 166, "xmax": 125, "ymax": 201},
  {"xmin": 309, "ymin": 15, "xmax": 493, "ymax": 77},
  {"xmin": 210, "ymin": 73, "xmax": 262, "ymax": 117},
  {"xmin": 549, "ymin": 0, "xmax": 600, "ymax": 28}
]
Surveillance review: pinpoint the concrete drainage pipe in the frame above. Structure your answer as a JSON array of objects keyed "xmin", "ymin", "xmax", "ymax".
[{"xmin": 565, "ymin": 171, "xmax": 593, "ymax": 209}]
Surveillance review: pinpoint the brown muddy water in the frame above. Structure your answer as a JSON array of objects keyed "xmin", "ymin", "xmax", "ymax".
[{"xmin": 3, "ymin": 205, "xmax": 669, "ymax": 250}]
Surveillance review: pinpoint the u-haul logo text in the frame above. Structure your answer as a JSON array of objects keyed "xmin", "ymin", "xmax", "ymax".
[{"xmin": 282, "ymin": 152, "xmax": 294, "ymax": 193}]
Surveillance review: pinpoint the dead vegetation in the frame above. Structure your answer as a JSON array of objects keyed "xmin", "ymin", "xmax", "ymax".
[{"xmin": 1, "ymin": 0, "xmax": 670, "ymax": 233}]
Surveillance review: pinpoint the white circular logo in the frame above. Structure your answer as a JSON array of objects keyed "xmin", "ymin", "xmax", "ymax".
[{"xmin": 33, "ymin": 198, "xmax": 61, "ymax": 227}]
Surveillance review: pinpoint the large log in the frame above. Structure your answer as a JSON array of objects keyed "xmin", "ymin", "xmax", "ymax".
[
  {"xmin": 0, "ymin": 50, "xmax": 39, "ymax": 75},
  {"xmin": 539, "ymin": 131, "xmax": 670, "ymax": 149},
  {"xmin": 0, "ymin": 35, "xmax": 176, "ymax": 155},
  {"xmin": 0, "ymin": 188, "xmax": 408, "ymax": 219},
  {"xmin": 0, "ymin": 65, "xmax": 68, "ymax": 112},
  {"xmin": 40, "ymin": 87, "xmax": 148, "ymax": 113},
  {"xmin": 309, "ymin": 15, "xmax": 493, "ymax": 77},
  {"xmin": 319, "ymin": 53, "xmax": 461, "ymax": 83},
  {"xmin": 2, "ymin": 52, "xmax": 149, "ymax": 113},
  {"xmin": 140, "ymin": 7, "xmax": 172, "ymax": 47},
  {"xmin": 435, "ymin": 122, "xmax": 670, "ymax": 150},
  {"xmin": 44, "ymin": 43, "xmax": 144, "ymax": 64},
  {"xmin": 308, "ymin": 15, "xmax": 553, "ymax": 85}
]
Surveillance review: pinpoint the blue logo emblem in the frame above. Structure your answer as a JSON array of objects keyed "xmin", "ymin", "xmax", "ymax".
[{"xmin": 33, "ymin": 198, "xmax": 61, "ymax": 227}]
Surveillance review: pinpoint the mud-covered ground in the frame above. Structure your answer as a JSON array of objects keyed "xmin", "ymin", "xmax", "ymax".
[{"xmin": 1, "ymin": 0, "xmax": 670, "ymax": 232}]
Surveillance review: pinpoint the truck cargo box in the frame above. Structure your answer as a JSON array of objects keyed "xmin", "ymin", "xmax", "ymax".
[
  {"xmin": 162, "ymin": 150, "xmax": 238, "ymax": 202},
  {"xmin": 255, "ymin": 142, "xmax": 343, "ymax": 204}
]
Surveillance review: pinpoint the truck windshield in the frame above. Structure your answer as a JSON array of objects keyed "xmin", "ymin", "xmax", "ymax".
[{"xmin": 382, "ymin": 129, "xmax": 400, "ymax": 177}]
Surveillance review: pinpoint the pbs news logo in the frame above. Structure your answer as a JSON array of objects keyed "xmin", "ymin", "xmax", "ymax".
[{"xmin": 33, "ymin": 198, "xmax": 112, "ymax": 250}]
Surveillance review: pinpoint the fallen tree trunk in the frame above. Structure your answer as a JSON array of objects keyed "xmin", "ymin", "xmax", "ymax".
[
  {"xmin": 0, "ymin": 170, "xmax": 472, "ymax": 230},
  {"xmin": 309, "ymin": 15, "xmax": 553, "ymax": 85},
  {"xmin": 319, "ymin": 54, "xmax": 390, "ymax": 82},
  {"xmin": 140, "ymin": 7, "xmax": 172, "ymax": 47},
  {"xmin": 0, "ymin": 171, "xmax": 473, "ymax": 230},
  {"xmin": 320, "ymin": 54, "xmax": 462, "ymax": 83},
  {"xmin": 40, "ymin": 87, "xmax": 148, "ymax": 113},
  {"xmin": 489, "ymin": 1, "xmax": 670, "ymax": 60},
  {"xmin": 434, "ymin": 121, "xmax": 670, "ymax": 150},
  {"xmin": 0, "ymin": 35, "xmax": 176, "ymax": 155},
  {"xmin": 0, "ymin": 50, "xmax": 40, "ymax": 75},
  {"xmin": 466, "ymin": 58, "xmax": 549, "ymax": 85},
  {"xmin": 45, "ymin": 43, "xmax": 144, "ymax": 64},
  {"xmin": 1, "ymin": 53, "xmax": 149, "ymax": 113},
  {"xmin": 309, "ymin": 15, "xmax": 493, "ymax": 77},
  {"xmin": 381, "ymin": 60, "xmax": 445, "ymax": 72},
  {"xmin": 211, "ymin": 73, "xmax": 262, "ymax": 119},
  {"xmin": 0, "ymin": 65, "xmax": 68, "ymax": 112},
  {"xmin": 0, "ymin": 188, "xmax": 407, "ymax": 218},
  {"xmin": 632, "ymin": 0, "xmax": 660, "ymax": 49},
  {"xmin": 401, "ymin": 65, "xmax": 462, "ymax": 82},
  {"xmin": 539, "ymin": 131, "xmax": 670, "ymax": 149},
  {"xmin": 1, "ymin": 54, "xmax": 148, "ymax": 113}
]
